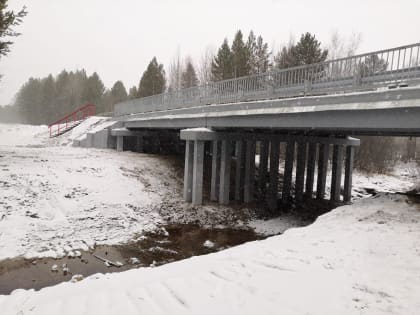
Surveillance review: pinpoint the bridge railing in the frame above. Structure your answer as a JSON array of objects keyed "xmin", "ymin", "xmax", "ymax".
[
  {"xmin": 115, "ymin": 42, "xmax": 420, "ymax": 117},
  {"xmin": 48, "ymin": 103, "xmax": 96, "ymax": 137}
]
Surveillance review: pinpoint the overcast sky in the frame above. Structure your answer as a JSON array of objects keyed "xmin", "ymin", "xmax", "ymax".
[{"xmin": 1, "ymin": 0, "xmax": 419, "ymax": 105}]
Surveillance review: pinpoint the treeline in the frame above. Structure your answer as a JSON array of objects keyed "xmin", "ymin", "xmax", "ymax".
[
  {"xmin": 12, "ymin": 31, "xmax": 341, "ymax": 125},
  {"xmin": 14, "ymin": 70, "xmax": 128, "ymax": 125},
  {"xmin": 7, "ymin": 30, "xmax": 366, "ymax": 126}
]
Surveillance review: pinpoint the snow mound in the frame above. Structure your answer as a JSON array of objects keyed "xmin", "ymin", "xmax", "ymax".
[{"xmin": 1, "ymin": 193, "xmax": 419, "ymax": 314}]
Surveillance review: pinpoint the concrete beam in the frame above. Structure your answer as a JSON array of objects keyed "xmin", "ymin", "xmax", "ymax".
[
  {"xmin": 259, "ymin": 140, "xmax": 269, "ymax": 194},
  {"xmin": 183, "ymin": 141, "xmax": 194, "ymax": 202},
  {"xmin": 267, "ymin": 140, "xmax": 280, "ymax": 211},
  {"xmin": 282, "ymin": 140, "xmax": 295, "ymax": 204},
  {"xmin": 244, "ymin": 140, "xmax": 256, "ymax": 203},
  {"xmin": 316, "ymin": 143, "xmax": 329, "ymax": 200},
  {"xmin": 192, "ymin": 140, "xmax": 205, "ymax": 205},
  {"xmin": 343, "ymin": 146, "xmax": 355, "ymax": 203},
  {"xmin": 295, "ymin": 142, "xmax": 307, "ymax": 203},
  {"xmin": 219, "ymin": 140, "xmax": 232, "ymax": 204},
  {"xmin": 210, "ymin": 141, "xmax": 221, "ymax": 202},
  {"xmin": 116, "ymin": 136, "xmax": 124, "ymax": 152},
  {"xmin": 234, "ymin": 140, "xmax": 246, "ymax": 201},
  {"xmin": 305, "ymin": 143, "xmax": 317, "ymax": 198},
  {"xmin": 331, "ymin": 145, "xmax": 344, "ymax": 202}
]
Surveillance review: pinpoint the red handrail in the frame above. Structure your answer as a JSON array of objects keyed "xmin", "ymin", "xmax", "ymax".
[{"xmin": 48, "ymin": 103, "xmax": 96, "ymax": 138}]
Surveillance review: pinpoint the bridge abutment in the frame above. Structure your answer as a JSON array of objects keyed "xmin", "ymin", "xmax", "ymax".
[{"xmin": 180, "ymin": 129, "xmax": 360, "ymax": 209}]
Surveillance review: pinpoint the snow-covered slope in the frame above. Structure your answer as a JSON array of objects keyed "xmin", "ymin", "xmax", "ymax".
[{"xmin": 1, "ymin": 193, "xmax": 419, "ymax": 314}]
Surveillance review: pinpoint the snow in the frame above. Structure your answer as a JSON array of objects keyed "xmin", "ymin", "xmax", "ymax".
[
  {"xmin": 1, "ymin": 123, "xmax": 420, "ymax": 314},
  {"xmin": 1, "ymin": 193, "xmax": 419, "ymax": 314}
]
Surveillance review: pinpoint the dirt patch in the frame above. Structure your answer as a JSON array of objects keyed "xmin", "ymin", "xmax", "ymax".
[{"xmin": 0, "ymin": 224, "xmax": 262, "ymax": 295}]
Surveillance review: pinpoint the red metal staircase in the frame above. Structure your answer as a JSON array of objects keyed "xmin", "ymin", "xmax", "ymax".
[{"xmin": 48, "ymin": 104, "xmax": 96, "ymax": 138}]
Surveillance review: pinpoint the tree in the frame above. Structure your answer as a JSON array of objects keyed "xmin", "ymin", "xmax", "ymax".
[
  {"xmin": 168, "ymin": 50, "xmax": 183, "ymax": 92},
  {"xmin": 81, "ymin": 72, "xmax": 105, "ymax": 111},
  {"xmin": 0, "ymin": 1, "xmax": 27, "ymax": 59},
  {"xmin": 198, "ymin": 46, "xmax": 215, "ymax": 84},
  {"xmin": 211, "ymin": 38, "xmax": 233, "ymax": 81},
  {"xmin": 128, "ymin": 86, "xmax": 138, "ymax": 99},
  {"xmin": 110, "ymin": 81, "xmax": 127, "ymax": 103},
  {"xmin": 231, "ymin": 30, "xmax": 250, "ymax": 78},
  {"xmin": 254, "ymin": 35, "xmax": 270, "ymax": 74},
  {"xmin": 181, "ymin": 57, "xmax": 198, "ymax": 89},
  {"xmin": 274, "ymin": 39, "xmax": 297, "ymax": 69},
  {"xmin": 328, "ymin": 31, "xmax": 361, "ymax": 60},
  {"xmin": 138, "ymin": 57, "xmax": 166, "ymax": 97},
  {"xmin": 274, "ymin": 33, "xmax": 328, "ymax": 69},
  {"xmin": 359, "ymin": 54, "xmax": 388, "ymax": 77},
  {"xmin": 293, "ymin": 32, "xmax": 328, "ymax": 66}
]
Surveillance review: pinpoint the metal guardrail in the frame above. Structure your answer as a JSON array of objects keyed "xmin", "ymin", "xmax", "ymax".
[
  {"xmin": 115, "ymin": 43, "xmax": 420, "ymax": 117},
  {"xmin": 48, "ymin": 103, "xmax": 96, "ymax": 137}
]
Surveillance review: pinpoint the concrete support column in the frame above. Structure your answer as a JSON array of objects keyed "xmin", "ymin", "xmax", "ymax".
[
  {"xmin": 316, "ymin": 143, "xmax": 329, "ymax": 199},
  {"xmin": 267, "ymin": 140, "xmax": 280, "ymax": 211},
  {"xmin": 136, "ymin": 136, "xmax": 144, "ymax": 153},
  {"xmin": 192, "ymin": 140, "xmax": 205, "ymax": 205},
  {"xmin": 282, "ymin": 140, "xmax": 295, "ymax": 204},
  {"xmin": 244, "ymin": 140, "xmax": 256, "ymax": 203},
  {"xmin": 343, "ymin": 146, "xmax": 354, "ymax": 203},
  {"xmin": 235, "ymin": 140, "xmax": 246, "ymax": 201},
  {"xmin": 295, "ymin": 142, "xmax": 307, "ymax": 203},
  {"xmin": 219, "ymin": 140, "xmax": 232, "ymax": 205},
  {"xmin": 331, "ymin": 144, "xmax": 344, "ymax": 202},
  {"xmin": 210, "ymin": 141, "xmax": 221, "ymax": 202},
  {"xmin": 183, "ymin": 141, "xmax": 194, "ymax": 202},
  {"xmin": 259, "ymin": 140, "xmax": 269, "ymax": 194},
  {"xmin": 116, "ymin": 136, "xmax": 124, "ymax": 152},
  {"xmin": 305, "ymin": 143, "xmax": 317, "ymax": 198}
]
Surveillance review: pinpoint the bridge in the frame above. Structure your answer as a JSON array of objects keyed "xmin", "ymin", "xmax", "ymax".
[{"xmin": 73, "ymin": 42, "xmax": 420, "ymax": 210}]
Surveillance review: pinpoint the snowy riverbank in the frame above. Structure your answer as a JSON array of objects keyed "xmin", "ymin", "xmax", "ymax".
[
  {"xmin": 1, "ymin": 122, "xmax": 419, "ymax": 314},
  {"xmin": 1, "ymin": 193, "xmax": 419, "ymax": 314}
]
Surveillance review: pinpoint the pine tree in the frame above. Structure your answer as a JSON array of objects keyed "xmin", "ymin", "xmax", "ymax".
[
  {"xmin": 254, "ymin": 35, "xmax": 270, "ymax": 74},
  {"xmin": 81, "ymin": 72, "xmax": 105, "ymax": 112},
  {"xmin": 110, "ymin": 81, "xmax": 128, "ymax": 102},
  {"xmin": 211, "ymin": 38, "xmax": 233, "ymax": 81},
  {"xmin": 138, "ymin": 57, "xmax": 166, "ymax": 97},
  {"xmin": 128, "ymin": 86, "xmax": 138, "ymax": 99},
  {"xmin": 293, "ymin": 33, "xmax": 328, "ymax": 66},
  {"xmin": 231, "ymin": 30, "xmax": 250, "ymax": 78},
  {"xmin": 0, "ymin": 1, "xmax": 27, "ymax": 59},
  {"xmin": 181, "ymin": 57, "xmax": 198, "ymax": 89}
]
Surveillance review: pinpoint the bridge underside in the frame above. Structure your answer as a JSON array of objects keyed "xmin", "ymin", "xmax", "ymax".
[{"xmin": 77, "ymin": 87, "xmax": 420, "ymax": 208}]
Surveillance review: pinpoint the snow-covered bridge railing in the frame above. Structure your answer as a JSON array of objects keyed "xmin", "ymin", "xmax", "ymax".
[
  {"xmin": 115, "ymin": 42, "xmax": 420, "ymax": 117},
  {"xmin": 48, "ymin": 103, "xmax": 96, "ymax": 138}
]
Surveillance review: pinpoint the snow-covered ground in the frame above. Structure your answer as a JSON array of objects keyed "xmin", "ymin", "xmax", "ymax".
[
  {"xmin": 1, "ymin": 122, "xmax": 419, "ymax": 313},
  {"xmin": 0, "ymin": 120, "xmax": 261, "ymax": 261},
  {"xmin": 1, "ymin": 193, "xmax": 419, "ymax": 314}
]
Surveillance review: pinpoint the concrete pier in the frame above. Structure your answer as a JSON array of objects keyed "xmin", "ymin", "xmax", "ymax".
[
  {"xmin": 235, "ymin": 141, "xmax": 246, "ymax": 201},
  {"xmin": 305, "ymin": 143, "xmax": 317, "ymax": 198},
  {"xmin": 219, "ymin": 140, "xmax": 232, "ymax": 205},
  {"xmin": 267, "ymin": 140, "xmax": 280, "ymax": 211},
  {"xmin": 210, "ymin": 141, "xmax": 221, "ymax": 202},
  {"xmin": 116, "ymin": 136, "xmax": 123, "ymax": 152},
  {"xmin": 282, "ymin": 140, "xmax": 295, "ymax": 205},
  {"xmin": 295, "ymin": 142, "xmax": 307, "ymax": 203},
  {"xmin": 179, "ymin": 129, "xmax": 359, "ymax": 208},
  {"xmin": 244, "ymin": 140, "xmax": 256, "ymax": 203},
  {"xmin": 183, "ymin": 141, "xmax": 194, "ymax": 202},
  {"xmin": 316, "ymin": 143, "xmax": 329, "ymax": 199},
  {"xmin": 331, "ymin": 144, "xmax": 344, "ymax": 202},
  {"xmin": 192, "ymin": 141, "xmax": 205, "ymax": 205}
]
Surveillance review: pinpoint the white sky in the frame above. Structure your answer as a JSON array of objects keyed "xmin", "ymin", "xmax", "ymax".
[{"xmin": 0, "ymin": 0, "xmax": 419, "ymax": 105}]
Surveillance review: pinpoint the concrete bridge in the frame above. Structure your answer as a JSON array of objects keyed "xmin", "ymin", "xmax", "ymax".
[{"xmin": 75, "ymin": 42, "xmax": 420, "ymax": 210}]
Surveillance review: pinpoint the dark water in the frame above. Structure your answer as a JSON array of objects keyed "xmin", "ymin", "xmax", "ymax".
[{"xmin": 0, "ymin": 224, "xmax": 262, "ymax": 295}]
